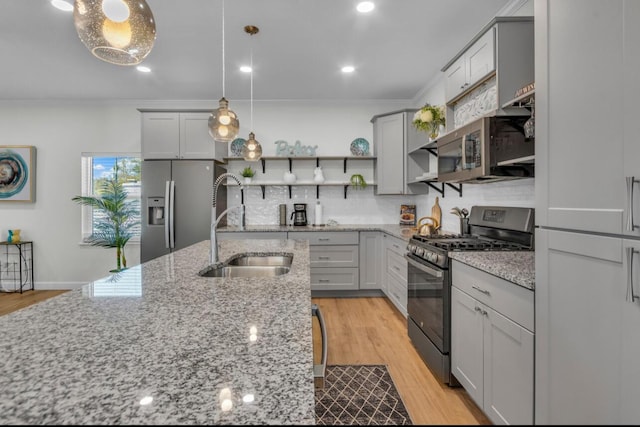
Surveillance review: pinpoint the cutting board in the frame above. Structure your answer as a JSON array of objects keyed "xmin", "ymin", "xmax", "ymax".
[{"xmin": 431, "ymin": 197, "xmax": 442, "ymax": 230}]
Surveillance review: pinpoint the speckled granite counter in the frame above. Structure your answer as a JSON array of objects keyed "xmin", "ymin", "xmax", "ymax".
[
  {"xmin": 0, "ymin": 239, "xmax": 314, "ymax": 425},
  {"xmin": 218, "ymin": 224, "xmax": 416, "ymax": 242},
  {"xmin": 448, "ymin": 251, "xmax": 535, "ymax": 290}
]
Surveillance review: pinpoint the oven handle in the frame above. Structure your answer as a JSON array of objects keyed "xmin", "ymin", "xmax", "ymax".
[{"xmin": 404, "ymin": 254, "xmax": 443, "ymax": 278}]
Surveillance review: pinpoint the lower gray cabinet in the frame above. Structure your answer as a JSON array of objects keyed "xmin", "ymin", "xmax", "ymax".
[
  {"xmin": 359, "ymin": 231, "xmax": 382, "ymax": 290},
  {"xmin": 451, "ymin": 261, "xmax": 534, "ymax": 425},
  {"xmin": 289, "ymin": 231, "xmax": 359, "ymax": 291},
  {"xmin": 383, "ymin": 233, "xmax": 408, "ymax": 316}
]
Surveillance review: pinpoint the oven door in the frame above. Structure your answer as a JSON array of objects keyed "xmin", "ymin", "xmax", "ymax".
[{"xmin": 405, "ymin": 253, "xmax": 450, "ymax": 353}]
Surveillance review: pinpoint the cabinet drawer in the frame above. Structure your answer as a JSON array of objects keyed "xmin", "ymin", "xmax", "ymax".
[
  {"xmin": 387, "ymin": 249, "xmax": 407, "ymax": 282},
  {"xmin": 288, "ymin": 231, "xmax": 359, "ymax": 245},
  {"xmin": 386, "ymin": 272, "xmax": 407, "ymax": 316},
  {"xmin": 310, "ymin": 245, "xmax": 358, "ymax": 268},
  {"xmin": 311, "ymin": 267, "xmax": 359, "ymax": 291},
  {"xmin": 452, "ymin": 260, "xmax": 534, "ymax": 332},
  {"xmin": 384, "ymin": 234, "xmax": 408, "ymax": 256}
]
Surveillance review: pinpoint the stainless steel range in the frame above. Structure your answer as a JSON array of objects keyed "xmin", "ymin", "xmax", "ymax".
[{"xmin": 405, "ymin": 205, "xmax": 534, "ymax": 385}]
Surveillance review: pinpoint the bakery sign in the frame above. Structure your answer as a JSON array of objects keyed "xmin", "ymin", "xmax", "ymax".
[{"xmin": 515, "ymin": 82, "xmax": 535, "ymax": 98}]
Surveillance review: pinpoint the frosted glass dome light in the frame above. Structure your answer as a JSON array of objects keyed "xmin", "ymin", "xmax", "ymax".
[
  {"xmin": 208, "ymin": 97, "xmax": 240, "ymax": 143},
  {"xmin": 73, "ymin": 0, "xmax": 156, "ymax": 66}
]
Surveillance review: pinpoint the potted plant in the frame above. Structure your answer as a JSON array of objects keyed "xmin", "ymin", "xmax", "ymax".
[
  {"xmin": 240, "ymin": 166, "xmax": 255, "ymax": 184},
  {"xmin": 350, "ymin": 174, "xmax": 367, "ymax": 190},
  {"xmin": 72, "ymin": 170, "xmax": 140, "ymax": 273}
]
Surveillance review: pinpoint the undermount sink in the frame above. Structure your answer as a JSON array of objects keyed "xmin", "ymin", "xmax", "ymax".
[{"xmin": 198, "ymin": 253, "xmax": 293, "ymax": 278}]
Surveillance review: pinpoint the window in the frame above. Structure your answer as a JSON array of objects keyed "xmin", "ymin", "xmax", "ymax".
[{"xmin": 80, "ymin": 153, "xmax": 141, "ymax": 243}]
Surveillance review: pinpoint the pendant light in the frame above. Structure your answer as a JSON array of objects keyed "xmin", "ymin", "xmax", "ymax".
[
  {"xmin": 242, "ymin": 25, "xmax": 263, "ymax": 162},
  {"xmin": 208, "ymin": 0, "xmax": 240, "ymax": 143},
  {"xmin": 73, "ymin": 0, "xmax": 156, "ymax": 66}
]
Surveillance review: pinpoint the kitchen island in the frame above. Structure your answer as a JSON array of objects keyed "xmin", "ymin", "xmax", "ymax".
[{"xmin": 0, "ymin": 239, "xmax": 315, "ymax": 425}]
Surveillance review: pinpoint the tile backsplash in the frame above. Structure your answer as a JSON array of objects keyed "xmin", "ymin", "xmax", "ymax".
[{"xmin": 453, "ymin": 77, "xmax": 498, "ymax": 128}]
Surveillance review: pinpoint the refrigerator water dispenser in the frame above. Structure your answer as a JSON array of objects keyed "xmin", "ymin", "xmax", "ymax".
[{"xmin": 147, "ymin": 197, "xmax": 165, "ymax": 225}]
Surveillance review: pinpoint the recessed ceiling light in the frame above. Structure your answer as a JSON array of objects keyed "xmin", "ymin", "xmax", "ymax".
[
  {"xmin": 356, "ymin": 1, "xmax": 375, "ymax": 13},
  {"xmin": 137, "ymin": 65, "xmax": 151, "ymax": 73},
  {"xmin": 341, "ymin": 66, "xmax": 355, "ymax": 73},
  {"xmin": 240, "ymin": 65, "xmax": 252, "ymax": 73},
  {"xmin": 51, "ymin": 0, "xmax": 73, "ymax": 12}
]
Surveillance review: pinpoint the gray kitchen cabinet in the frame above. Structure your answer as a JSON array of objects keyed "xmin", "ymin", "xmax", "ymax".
[
  {"xmin": 371, "ymin": 110, "xmax": 428, "ymax": 195},
  {"xmin": 535, "ymin": 2, "xmax": 640, "ymax": 424},
  {"xmin": 444, "ymin": 28, "xmax": 495, "ymax": 103},
  {"xmin": 288, "ymin": 231, "xmax": 359, "ymax": 291},
  {"xmin": 451, "ymin": 260, "xmax": 534, "ymax": 425},
  {"xmin": 359, "ymin": 231, "xmax": 382, "ymax": 290},
  {"xmin": 441, "ymin": 17, "xmax": 533, "ymax": 127},
  {"xmin": 141, "ymin": 111, "xmax": 226, "ymax": 161},
  {"xmin": 383, "ymin": 233, "xmax": 408, "ymax": 316}
]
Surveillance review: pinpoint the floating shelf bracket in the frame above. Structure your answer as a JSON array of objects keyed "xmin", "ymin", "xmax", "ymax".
[
  {"xmin": 426, "ymin": 182, "xmax": 445, "ymax": 197},
  {"xmin": 260, "ymin": 158, "xmax": 266, "ymax": 173},
  {"xmin": 446, "ymin": 183, "xmax": 463, "ymax": 197},
  {"xmin": 260, "ymin": 185, "xmax": 266, "ymax": 199}
]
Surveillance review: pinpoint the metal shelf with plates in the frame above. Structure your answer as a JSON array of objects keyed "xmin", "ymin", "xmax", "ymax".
[{"xmin": 0, "ymin": 241, "xmax": 34, "ymax": 293}]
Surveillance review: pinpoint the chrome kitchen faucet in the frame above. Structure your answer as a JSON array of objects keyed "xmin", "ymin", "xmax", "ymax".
[{"xmin": 211, "ymin": 173, "xmax": 245, "ymax": 264}]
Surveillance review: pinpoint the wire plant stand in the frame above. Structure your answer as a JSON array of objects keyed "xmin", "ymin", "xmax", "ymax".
[{"xmin": 0, "ymin": 241, "xmax": 34, "ymax": 293}]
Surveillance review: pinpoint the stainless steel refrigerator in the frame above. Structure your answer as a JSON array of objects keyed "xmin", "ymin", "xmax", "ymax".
[{"xmin": 141, "ymin": 160, "xmax": 227, "ymax": 263}]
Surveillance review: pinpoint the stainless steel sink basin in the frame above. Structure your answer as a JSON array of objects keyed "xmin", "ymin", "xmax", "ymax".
[
  {"xmin": 200, "ymin": 265, "xmax": 291, "ymax": 278},
  {"xmin": 227, "ymin": 254, "xmax": 293, "ymax": 267},
  {"xmin": 198, "ymin": 253, "xmax": 293, "ymax": 278}
]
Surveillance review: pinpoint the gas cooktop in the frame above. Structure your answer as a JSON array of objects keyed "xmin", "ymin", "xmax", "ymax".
[{"xmin": 411, "ymin": 234, "xmax": 531, "ymax": 251}]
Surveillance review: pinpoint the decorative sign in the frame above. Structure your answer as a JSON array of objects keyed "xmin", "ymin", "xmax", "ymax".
[
  {"xmin": 515, "ymin": 82, "xmax": 535, "ymax": 98},
  {"xmin": 274, "ymin": 140, "xmax": 318, "ymax": 157}
]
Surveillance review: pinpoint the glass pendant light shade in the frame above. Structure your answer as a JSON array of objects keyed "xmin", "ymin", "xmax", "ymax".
[
  {"xmin": 73, "ymin": 0, "xmax": 156, "ymax": 66},
  {"xmin": 208, "ymin": 97, "xmax": 239, "ymax": 142},
  {"xmin": 242, "ymin": 132, "xmax": 263, "ymax": 161}
]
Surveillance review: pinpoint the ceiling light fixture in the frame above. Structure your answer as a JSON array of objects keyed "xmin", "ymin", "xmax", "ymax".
[
  {"xmin": 242, "ymin": 25, "xmax": 263, "ymax": 162},
  {"xmin": 136, "ymin": 65, "xmax": 151, "ymax": 73},
  {"xmin": 208, "ymin": 0, "xmax": 240, "ymax": 143},
  {"xmin": 51, "ymin": 0, "xmax": 74, "ymax": 12},
  {"xmin": 73, "ymin": 0, "xmax": 156, "ymax": 66},
  {"xmin": 239, "ymin": 65, "xmax": 252, "ymax": 73},
  {"xmin": 341, "ymin": 65, "xmax": 355, "ymax": 73},
  {"xmin": 356, "ymin": 1, "xmax": 375, "ymax": 13}
]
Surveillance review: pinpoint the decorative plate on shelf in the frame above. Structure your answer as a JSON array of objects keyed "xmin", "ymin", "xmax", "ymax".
[
  {"xmin": 350, "ymin": 138, "xmax": 370, "ymax": 156},
  {"xmin": 230, "ymin": 138, "xmax": 246, "ymax": 157}
]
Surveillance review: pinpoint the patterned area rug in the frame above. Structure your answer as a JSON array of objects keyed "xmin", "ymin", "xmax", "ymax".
[{"xmin": 315, "ymin": 365, "xmax": 413, "ymax": 425}]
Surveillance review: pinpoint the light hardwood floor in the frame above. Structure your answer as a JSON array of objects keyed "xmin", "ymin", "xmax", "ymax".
[{"xmin": 1, "ymin": 291, "xmax": 490, "ymax": 425}]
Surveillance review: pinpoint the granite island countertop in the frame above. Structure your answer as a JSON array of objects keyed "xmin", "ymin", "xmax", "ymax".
[
  {"xmin": 448, "ymin": 251, "xmax": 535, "ymax": 290},
  {"xmin": 0, "ymin": 239, "xmax": 315, "ymax": 425},
  {"xmin": 218, "ymin": 223, "xmax": 417, "ymax": 242}
]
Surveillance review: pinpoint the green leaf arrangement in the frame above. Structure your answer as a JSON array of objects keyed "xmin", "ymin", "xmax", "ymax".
[
  {"xmin": 240, "ymin": 166, "xmax": 256, "ymax": 178},
  {"xmin": 72, "ymin": 176, "xmax": 140, "ymax": 273},
  {"xmin": 350, "ymin": 174, "xmax": 367, "ymax": 189}
]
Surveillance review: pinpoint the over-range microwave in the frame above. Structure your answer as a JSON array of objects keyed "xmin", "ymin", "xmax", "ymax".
[{"xmin": 437, "ymin": 115, "xmax": 534, "ymax": 183}]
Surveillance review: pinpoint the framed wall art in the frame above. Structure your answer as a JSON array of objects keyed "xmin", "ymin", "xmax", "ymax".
[{"xmin": 0, "ymin": 145, "xmax": 36, "ymax": 202}]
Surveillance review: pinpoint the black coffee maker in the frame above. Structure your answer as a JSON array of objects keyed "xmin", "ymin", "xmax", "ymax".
[{"xmin": 291, "ymin": 203, "xmax": 308, "ymax": 226}]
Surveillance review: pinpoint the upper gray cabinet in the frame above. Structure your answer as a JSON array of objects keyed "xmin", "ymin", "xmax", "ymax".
[
  {"xmin": 441, "ymin": 17, "xmax": 534, "ymax": 126},
  {"xmin": 444, "ymin": 28, "xmax": 496, "ymax": 103},
  {"xmin": 140, "ymin": 111, "xmax": 227, "ymax": 160},
  {"xmin": 371, "ymin": 109, "xmax": 428, "ymax": 195}
]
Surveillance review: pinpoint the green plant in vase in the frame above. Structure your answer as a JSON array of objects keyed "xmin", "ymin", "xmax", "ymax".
[
  {"xmin": 72, "ymin": 170, "xmax": 139, "ymax": 273},
  {"xmin": 350, "ymin": 174, "xmax": 367, "ymax": 189},
  {"xmin": 240, "ymin": 166, "xmax": 255, "ymax": 183},
  {"xmin": 413, "ymin": 103, "xmax": 446, "ymax": 140}
]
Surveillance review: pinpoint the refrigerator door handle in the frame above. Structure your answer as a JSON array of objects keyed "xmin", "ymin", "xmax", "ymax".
[
  {"xmin": 626, "ymin": 247, "xmax": 639, "ymax": 302},
  {"xmin": 169, "ymin": 180, "xmax": 176, "ymax": 249},
  {"xmin": 164, "ymin": 180, "xmax": 171, "ymax": 249},
  {"xmin": 626, "ymin": 176, "xmax": 640, "ymax": 231}
]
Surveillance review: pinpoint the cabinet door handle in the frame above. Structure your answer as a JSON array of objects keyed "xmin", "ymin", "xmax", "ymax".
[
  {"xmin": 319, "ymin": 279, "xmax": 331, "ymax": 283},
  {"xmin": 472, "ymin": 285, "xmax": 490, "ymax": 295},
  {"xmin": 627, "ymin": 177, "xmax": 640, "ymax": 231},
  {"xmin": 626, "ymin": 247, "xmax": 640, "ymax": 302},
  {"xmin": 318, "ymin": 238, "xmax": 330, "ymax": 242},
  {"xmin": 474, "ymin": 306, "xmax": 481, "ymax": 312},
  {"xmin": 393, "ymin": 265, "xmax": 401, "ymax": 271},
  {"xmin": 318, "ymin": 256, "xmax": 330, "ymax": 260}
]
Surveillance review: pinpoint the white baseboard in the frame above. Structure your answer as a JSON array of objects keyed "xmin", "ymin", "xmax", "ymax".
[{"xmin": 34, "ymin": 282, "xmax": 87, "ymax": 291}]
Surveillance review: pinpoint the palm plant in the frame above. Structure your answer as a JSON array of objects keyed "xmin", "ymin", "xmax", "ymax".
[{"xmin": 72, "ymin": 173, "xmax": 140, "ymax": 273}]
